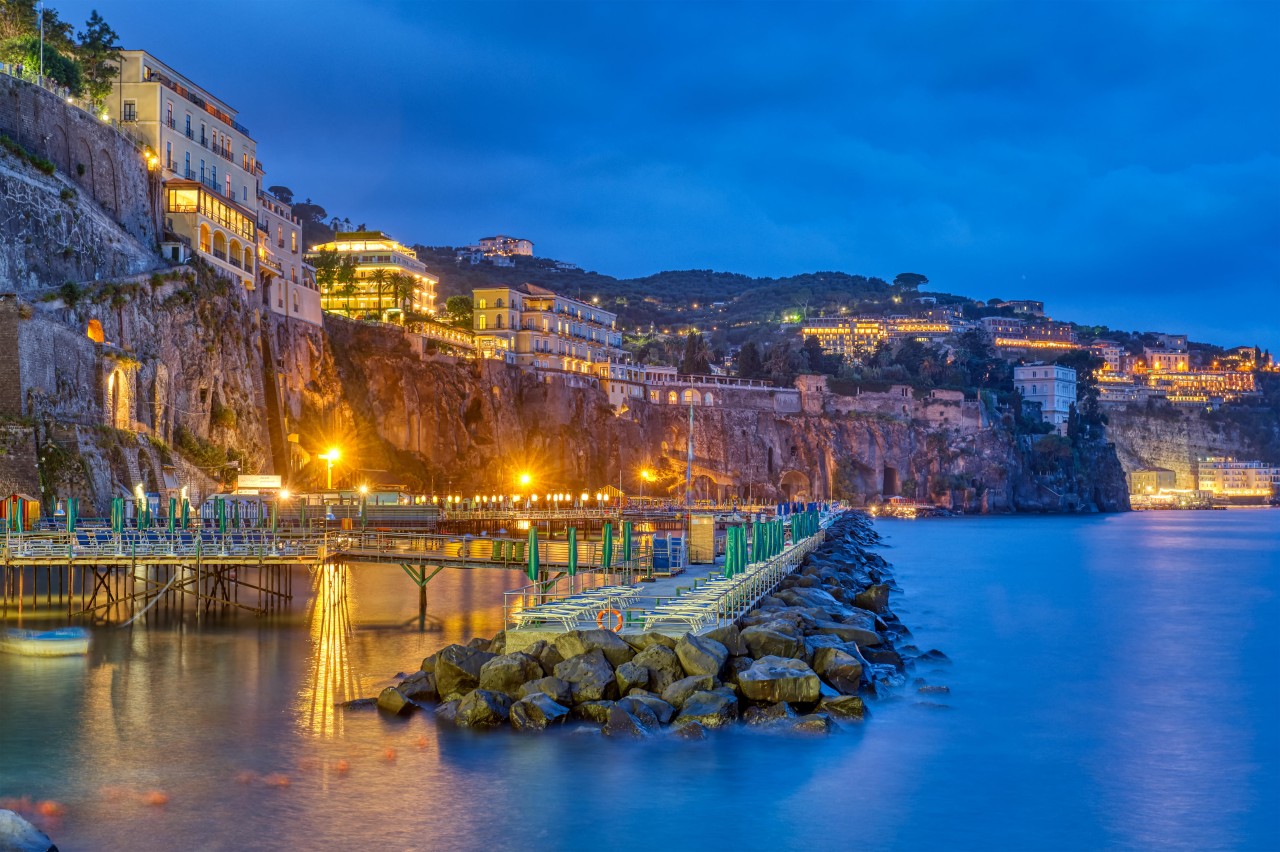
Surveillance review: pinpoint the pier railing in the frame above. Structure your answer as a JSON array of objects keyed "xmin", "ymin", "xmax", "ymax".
[{"xmin": 1, "ymin": 530, "xmax": 323, "ymax": 563}]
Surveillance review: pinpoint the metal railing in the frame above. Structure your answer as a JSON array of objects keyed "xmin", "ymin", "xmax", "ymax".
[{"xmin": 1, "ymin": 529, "xmax": 323, "ymax": 562}]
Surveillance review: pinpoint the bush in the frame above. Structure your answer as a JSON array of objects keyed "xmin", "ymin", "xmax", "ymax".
[
  {"xmin": 58, "ymin": 281, "xmax": 83, "ymax": 308},
  {"xmin": 210, "ymin": 400, "xmax": 237, "ymax": 429}
]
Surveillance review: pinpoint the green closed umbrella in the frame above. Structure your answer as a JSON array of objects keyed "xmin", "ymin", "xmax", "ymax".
[
  {"xmin": 181, "ymin": 498, "xmax": 190, "ymax": 530},
  {"xmin": 526, "ymin": 526, "xmax": 540, "ymax": 581},
  {"xmin": 567, "ymin": 527, "xmax": 578, "ymax": 577},
  {"xmin": 216, "ymin": 497, "xmax": 226, "ymax": 534},
  {"xmin": 233, "ymin": 501, "xmax": 241, "ymax": 529},
  {"xmin": 601, "ymin": 521, "xmax": 613, "ymax": 571},
  {"xmin": 723, "ymin": 526, "xmax": 735, "ymax": 578},
  {"xmin": 621, "ymin": 520, "xmax": 632, "ymax": 563},
  {"xmin": 299, "ymin": 499, "xmax": 307, "ymax": 531},
  {"xmin": 168, "ymin": 497, "xmax": 176, "ymax": 533},
  {"xmin": 359, "ymin": 496, "xmax": 367, "ymax": 529},
  {"xmin": 271, "ymin": 500, "xmax": 278, "ymax": 532}
]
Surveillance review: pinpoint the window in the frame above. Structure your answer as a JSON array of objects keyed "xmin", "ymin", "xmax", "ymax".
[
  {"xmin": 200, "ymin": 159, "xmax": 206, "ymax": 180},
  {"xmin": 495, "ymin": 298, "xmax": 504, "ymax": 308},
  {"xmin": 291, "ymin": 232, "xmax": 297, "ymax": 252},
  {"xmin": 184, "ymin": 152, "xmax": 190, "ymax": 176},
  {"xmin": 122, "ymin": 101, "xmax": 136, "ymax": 121},
  {"xmin": 477, "ymin": 315, "xmax": 487, "ymax": 330},
  {"xmin": 477, "ymin": 298, "xmax": 487, "ymax": 309},
  {"xmin": 185, "ymin": 114, "xmax": 191, "ymax": 135},
  {"xmin": 293, "ymin": 293, "xmax": 299, "ymax": 314},
  {"xmin": 495, "ymin": 314, "xmax": 503, "ymax": 329},
  {"xmin": 165, "ymin": 141, "xmax": 172, "ymax": 169}
]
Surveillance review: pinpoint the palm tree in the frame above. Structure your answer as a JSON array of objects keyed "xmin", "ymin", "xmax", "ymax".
[{"xmin": 369, "ymin": 268, "xmax": 389, "ymax": 321}]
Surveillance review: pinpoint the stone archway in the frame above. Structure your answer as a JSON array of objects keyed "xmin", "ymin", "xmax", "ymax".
[
  {"xmin": 51, "ymin": 124, "xmax": 70, "ymax": 174},
  {"xmin": 779, "ymin": 469, "xmax": 810, "ymax": 501},
  {"xmin": 86, "ymin": 319, "xmax": 105, "ymax": 343},
  {"xmin": 105, "ymin": 367, "xmax": 131, "ymax": 430},
  {"xmin": 96, "ymin": 146, "xmax": 118, "ymax": 217}
]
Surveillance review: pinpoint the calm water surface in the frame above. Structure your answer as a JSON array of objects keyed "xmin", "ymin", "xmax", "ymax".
[{"xmin": 2, "ymin": 511, "xmax": 1277, "ymax": 850}]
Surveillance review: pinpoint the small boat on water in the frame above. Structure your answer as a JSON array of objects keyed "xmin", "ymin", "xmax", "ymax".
[{"xmin": 0, "ymin": 627, "xmax": 91, "ymax": 657}]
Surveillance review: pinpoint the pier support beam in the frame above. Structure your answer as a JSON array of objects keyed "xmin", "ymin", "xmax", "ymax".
[{"xmin": 401, "ymin": 563, "xmax": 445, "ymax": 631}]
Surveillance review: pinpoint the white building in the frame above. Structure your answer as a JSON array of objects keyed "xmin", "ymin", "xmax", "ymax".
[
  {"xmin": 1014, "ymin": 363, "xmax": 1077, "ymax": 433},
  {"xmin": 258, "ymin": 189, "xmax": 321, "ymax": 326},
  {"xmin": 473, "ymin": 284, "xmax": 624, "ymax": 370},
  {"xmin": 113, "ymin": 51, "xmax": 260, "ymax": 288}
]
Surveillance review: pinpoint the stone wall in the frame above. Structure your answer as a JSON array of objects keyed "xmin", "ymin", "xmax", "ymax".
[{"xmin": 0, "ymin": 76, "xmax": 159, "ymax": 250}]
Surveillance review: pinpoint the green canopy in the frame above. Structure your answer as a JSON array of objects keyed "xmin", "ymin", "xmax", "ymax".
[
  {"xmin": 526, "ymin": 526, "xmax": 540, "ymax": 581},
  {"xmin": 567, "ymin": 527, "xmax": 578, "ymax": 577},
  {"xmin": 601, "ymin": 521, "xmax": 613, "ymax": 571}
]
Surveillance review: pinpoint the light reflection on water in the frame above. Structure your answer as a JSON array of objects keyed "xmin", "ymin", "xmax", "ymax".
[{"xmin": 0, "ymin": 515, "xmax": 1277, "ymax": 851}]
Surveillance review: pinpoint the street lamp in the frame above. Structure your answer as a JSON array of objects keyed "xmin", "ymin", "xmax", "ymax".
[
  {"xmin": 319, "ymin": 448, "xmax": 341, "ymax": 490},
  {"xmin": 640, "ymin": 469, "xmax": 653, "ymax": 505}
]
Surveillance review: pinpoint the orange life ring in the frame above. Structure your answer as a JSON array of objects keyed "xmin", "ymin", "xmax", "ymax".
[{"xmin": 597, "ymin": 608, "xmax": 623, "ymax": 632}]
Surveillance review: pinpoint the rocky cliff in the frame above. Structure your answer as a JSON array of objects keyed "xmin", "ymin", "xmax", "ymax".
[
  {"xmin": 1105, "ymin": 404, "xmax": 1277, "ymax": 489},
  {"xmin": 315, "ymin": 320, "xmax": 1128, "ymax": 512}
]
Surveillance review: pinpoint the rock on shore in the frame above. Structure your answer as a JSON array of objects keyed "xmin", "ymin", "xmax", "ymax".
[{"xmin": 365, "ymin": 511, "xmax": 946, "ymax": 737}]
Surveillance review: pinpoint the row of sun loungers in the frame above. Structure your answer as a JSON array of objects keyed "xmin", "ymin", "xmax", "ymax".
[{"xmin": 509, "ymin": 584, "xmax": 644, "ymax": 632}]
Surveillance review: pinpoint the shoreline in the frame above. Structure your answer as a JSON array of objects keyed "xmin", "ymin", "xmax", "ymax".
[{"xmin": 362, "ymin": 511, "xmax": 949, "ymax": 736}]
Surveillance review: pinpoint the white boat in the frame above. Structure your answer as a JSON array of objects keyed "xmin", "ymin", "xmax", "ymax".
[{"xmin": 0, "ymin": 627, "xmax": 91, "ymax": 657}]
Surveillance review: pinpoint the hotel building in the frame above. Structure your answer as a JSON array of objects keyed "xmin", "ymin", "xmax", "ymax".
[
  {"xmin": 473, "ymin": 284, "xmax": 624, "ymax": 370},
  {"xmin": 113, "ymin": 51, "xmax": 260, "ymax": 289},
  {"xmin": 798, "ymin": 317, "xmax": 887, "ymax": 359},
  {"xmin": 1196, "ymin": 457, "xmax": 1280, "ymax": 498},
  {"xmin": 307, "ymin": 231, "xmax": 437, "ymax": 323},
  {"xmin": 1013, "ymin": 363, "xmax": 1078, "ymax": 433},
  {"xmin": 478, "ymin": 235, "xmax": 534, "ymax": 257}
]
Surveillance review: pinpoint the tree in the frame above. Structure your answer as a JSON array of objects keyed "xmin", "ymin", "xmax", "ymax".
[
  {"xmin": 801, "ymin": 335, "xmax": 829, "ymax": 374},
  {"xmin": 893, "ymin": 272, "xmax": 928, "ymax": 290},
  {"xmin": 762, "ymin": 341, "xmax": 806, "ymax": 387},
  {"xmin": 0, "ymin": 1, "xmax": 37, "ymax": 42},
  {"xmin": 390, "ymin": 272, "xmax": 417, "ymax": 319},
  {"xmin": 267, "ymin": 185, "xmax": 294, "ymax": 204},
  {"xmin": 75, "ymin": 10, "xmax": 119, "ymax": 108},
  {"xmin": 679, "ymin": 331, "xmax": 712, "ymax": 375},
  {"xmin": 445, "ymin": 295, "xmax": 473, "ymax": 328},
  {"xmin": 736, "ymin": 340, "xmax": 764, "ymax": 379},
  {"xmin": 368, "ymin": 268, "xmax": 388, "ymax": 319},
  {"xmin": 1, "ymin": 35, "xmax": 81, "ymax": 93}
]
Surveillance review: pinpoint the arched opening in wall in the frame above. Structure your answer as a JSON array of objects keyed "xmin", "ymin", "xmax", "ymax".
[
  {"xmin": 106, "ymin": 368, "xmax": 130, "ymax": 430},
  {"xmin": 230, "ymin": 238, "xmax": 242, "ymax": 267},
  {"xmin": 882, "ymin": 466, "xmax": 900, "ymax": 496},
  {"xmin": 97, "ymin": 147, "xmax": 118, "ymax": 216},
  {"xmin": 51, "ymin": 125, "xmax": 70, "ymax": 174},
  {"xmin": 212, "ymin": 230, "xmax": 227, "ymax": 261},
  {"xmin": 780, "ymin": 470, "xmax": 810, "ymax": 501},
  {"xmin": 703, "ymin": 392, "xmax": 714, "ymax": 406},
  {"xmin": 199, "ymin": 223, "xmax": 211, "ymax": 253},
  {"xmin": 682, "ymin": 389, "xmax": 699, "ymax": 405},
  {"xmin": 667, "ymin": 391, "xmax": 677, "ymax": 405},
  {"xmin": 243, "ymin": 246, "xmax": 253, "ymax": 272},
  {"xmin": 74, "ymin": 139, "xmax": 93, "ymax": 190},
  {"xmin": 86, "ymin": 319, "xmax": 105, "ymax": 344}
]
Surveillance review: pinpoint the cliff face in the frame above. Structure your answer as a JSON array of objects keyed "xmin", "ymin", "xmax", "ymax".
[
  {"xmin": 318, "ymin": 320, "xmax": 1128, "ymax": 512},
  {"xmin": 1105, "ymin": 405, "xmax": 1273, "ymax": 489}
]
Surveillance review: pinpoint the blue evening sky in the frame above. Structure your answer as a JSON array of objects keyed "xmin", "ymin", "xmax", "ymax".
[{"xmin": 58, "ymin": 0, "xmax": 1279, "ymax": 350}]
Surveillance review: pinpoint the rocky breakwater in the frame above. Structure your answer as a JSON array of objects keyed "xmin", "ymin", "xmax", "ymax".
[{"xmin": 370, "ymin": 512, "xmax": 948, "ymax": 738}]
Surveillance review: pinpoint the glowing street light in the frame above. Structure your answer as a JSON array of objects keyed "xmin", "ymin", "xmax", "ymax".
[
  {"xmin": 318, "ymin": 448, "xmax": 341, "ymax": 490},
  {"xmin": 519, "ymin": 472, "xmax": 532, "ymax": 487}
]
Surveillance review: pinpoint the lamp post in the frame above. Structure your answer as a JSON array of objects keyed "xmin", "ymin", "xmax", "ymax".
[{"xmin": 639, "ymin": 469, "xmax": 653, "ymax": 507}]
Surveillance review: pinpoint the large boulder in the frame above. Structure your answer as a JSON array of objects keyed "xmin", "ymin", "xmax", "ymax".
[
  {"xmin": 399, "ymin": 673, "xmax": 439, "ymax": 704},
  {"xmin": 675, "ymin": 690, "xmax": 739, "ymax": 729},
  {"xmin": 554, "ymin": 650, "xmax": 618, "ymax": 703},
  {"xmin": 603, "ymin": 701, "xmax": 659, "ymax": 738},
  {"xmin": 743, "ymin": 701, "xmax": 797, "ymax": 727},
  {"xmin": 741, "ymin": 625, "xmax": 804, "ymax": 661},
  {"xmin": 790, "ymin": 713, "xmax": 835, "ymax": 735},
  {"xmin": 737, "ymin": 656, "xmax": 822, "ymax": 704},
  {"xmin": 853, "ymin": 584, "xmax": 891, "ymax": 613},
  {"xmin": 722, "ymin": 655, "xmax": 755, "ymax": 687},
  {"xmin": 376, "ymin": 686, "xmax": 413, "ymax": 716},
  {"xmin": 621, "ymin": 631, "xmax": 678, "ymax": 652},
  {"xmin": 466, "ymin": 636, "xmax": 493, "ymax": 652},
  {"xmin": 435, "ymin": 645, "xmax": 497, "ymax": 701},
  {"xmin": 510, "ymin": 693, "xmax": 571, "ymax": 732},
  {"xmin": 488, "ymin": 630, "xmax": 507, "ymax": 655},
  {"xmin": 811, "ymin": 620, "xmax": 881, "ymax": 648},
  {"xmin": 0, "ymin": 809, "xmax": 56, "ymax": 852},
  {"xmin": 618, "ymin": 694, "xmax": 676, "ymax": 725},
  {"xmin": 661, "ymin": 674, "xmax": 717, "ymax": 709},
  {"xmin": 535, "ymin": 642, "xmax": 564, "ymax": 675},
  {"xmin": 818, "ymin": 694, "xmax": 867, "ymax": 721},
  {"xmin": 812, "ymin": 647, "xmax": 864, "ymax": 694},
  {"xmin": 702, "ymin": 624, "xmax": 747, "ymax": 656},
  {"xmin": 633, "ymin": 645, "xmax": 684, "ymax": 694},
  {"xmin": 554, "ymin": 629, "xmax": 635, "ymax": 668},
  {"xmin": 454, "ymin": 689, "xmax": 512, "ymax": 728},
  {"xmin": 670, "ymin": 719, "xmax": 708, "ymax": 740},
  {"xmin": 435, "ymin": 699, "xmax": 460, "ymax": 726},
  {"xmin": 571, "ymin": 700, "xmax": 615, "ymax": 723},
  {"xmin": 675, "ymin": 633, "xmax": 729, "ymax": 677},
  {"xmin": 520, "ymin": 676, "xmax": 573, "ymax": 707},
  {"xmin": 861, "ymin": 645, "xmax": 905, "ymax": 670},
  {"xmin": 776, "ymin": 586, "xmax": 850, "ymax": 618},
  {"xmin": 420, "ymin": 652, "xmax": 438, "ymax": 674},
  {"xmin": 615, "ymin": 661, "xmax": 650, "ymax": 695},
  {"xmin": 479, "ymin": 652, "xmax": 545, "ymax": 698}
]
